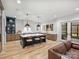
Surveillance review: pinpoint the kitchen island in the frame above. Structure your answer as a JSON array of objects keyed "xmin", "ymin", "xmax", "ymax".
[{"xmin": 20, "ymin": 33, "xmax": 46, "ymax": 48}]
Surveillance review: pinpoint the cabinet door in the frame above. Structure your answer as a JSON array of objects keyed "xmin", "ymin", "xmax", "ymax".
[
  {"xmin": 7, "ymin": 34, "xmax": 16, "ymax": 41},
  {"xmin": 47, "ymin": 34, "xmax": 57, "ymax": 41}
]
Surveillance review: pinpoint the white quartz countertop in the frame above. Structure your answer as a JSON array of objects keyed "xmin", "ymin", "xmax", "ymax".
[{"xmin": 20, "ymin": 33, "xmax": 45, "ymax": 37}]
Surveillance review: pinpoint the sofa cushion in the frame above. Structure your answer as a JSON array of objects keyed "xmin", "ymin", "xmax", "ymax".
[
  {"xmin": 72, "ymin": 44, "xmax": 79, "ymax": 50},
  {"xmin": 64, "ymin": 41, "xmax": 72, "ymax": 51},
  {"xmin": 53, "ymin": 43, "xmax": 67, "ymax": 55},
  {"xmin": 66, "ymin": 48, "xmax": 79, "ymax": 59}
]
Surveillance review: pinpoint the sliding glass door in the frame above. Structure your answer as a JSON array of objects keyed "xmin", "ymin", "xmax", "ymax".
[
  {"xmin": 71, "ymin": 23, "xmax": 79, "ymax": 39},
  {"xmin": 62, "ymin": 22, "xmax": 79, "ymax": 40}
]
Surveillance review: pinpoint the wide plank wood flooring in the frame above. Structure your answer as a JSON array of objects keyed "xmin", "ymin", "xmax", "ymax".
[{"xmin": 0, "ymin": 40, "xmax": 61, "ymax": 59}]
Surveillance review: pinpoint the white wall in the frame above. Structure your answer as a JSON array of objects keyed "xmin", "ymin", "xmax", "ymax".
[
  {"xmin": 41, "ymin": 20, "xmax": 58, "ymax": 34},
  {"xmin": 16, "ymin": 19, "xmax": 40, "ymax": 33}
]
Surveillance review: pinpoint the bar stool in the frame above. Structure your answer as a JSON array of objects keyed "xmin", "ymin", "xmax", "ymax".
[
  {"xmin": 20, "ymin": 38, "xmax": 27, "ymax": 48},
  {"xmin": 20, "ymin": 37, "xmax": 34, "ymax": 48},
  {"xmin": 33, "ymin": 36, "xmax": 41, "ymax": 44},
  {"xmin": 40, "ymin": 35, "xmax": 46, "ymax": 43},
  {"xmin": 25, "ymin": 37, "xmax": 34, "ymax": 46}
]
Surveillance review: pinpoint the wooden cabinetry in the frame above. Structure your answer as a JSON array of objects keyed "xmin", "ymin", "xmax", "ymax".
[
  {"xmin": 46, "ymin": 34, "xmax": 57, "ymax": 41},
  {"xmin": 16, "ymin": 34, "xmax": 20, "ymax": 40},
  {"xmin": 6, "ymin": 34, "xmax": 20, "ymax": 41},
  {"xmin": 7, "ymin": 34, "xmax": 16, "ymax": 41},
  {"xmin": 6, "ymin": 17, "xmax": 16, "ymax": 41}
]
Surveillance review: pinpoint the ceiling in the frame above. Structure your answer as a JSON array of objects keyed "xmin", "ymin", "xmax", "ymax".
[{"xmin": 1, "ymin": 0, "xmax": 79, "ymax": 22}]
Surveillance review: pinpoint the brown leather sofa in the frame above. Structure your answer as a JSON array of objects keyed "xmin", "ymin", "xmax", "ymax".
[{"xmin": 48, "ymin": 41, "xmax": 79, "ymax": 59}]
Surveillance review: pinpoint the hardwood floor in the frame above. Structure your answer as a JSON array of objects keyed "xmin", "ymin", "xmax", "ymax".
[{"xmin": 0, "ymin": 40, "xmax": 61, "ymax": 59}]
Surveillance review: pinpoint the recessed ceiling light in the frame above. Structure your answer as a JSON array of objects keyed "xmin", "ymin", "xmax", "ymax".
[
  {"xmin": 17, "ymin": 0, "xmax": 21, "ymax": 4},
  {"xmin": 75, "ymin": 8, "xmax": 79, "ymax": 11}
]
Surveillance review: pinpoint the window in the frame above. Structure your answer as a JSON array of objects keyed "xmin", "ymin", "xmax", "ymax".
[
  {"xmin": 61, "ymin": 23, "xmax": 67, "ymax": 40},
  {"xmin": 71, "ymin": 22, "xmax": 79, "ymax": 39}
]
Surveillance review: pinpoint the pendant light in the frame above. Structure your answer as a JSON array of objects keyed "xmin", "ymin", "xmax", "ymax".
[
  {"xmin": 25, "ymin": 13, "xmax": 30, "ymax": 27},
  {"xmin": 37, "ymin": 24, "xmax": 40, "ymax": 27},
  {"xmin": 36, "ymin": 16, "xmax": 41, "ymax": 31},
  {"xmin": 37, "ymin": 16, "xmax": 40, "ymax": 27}
]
